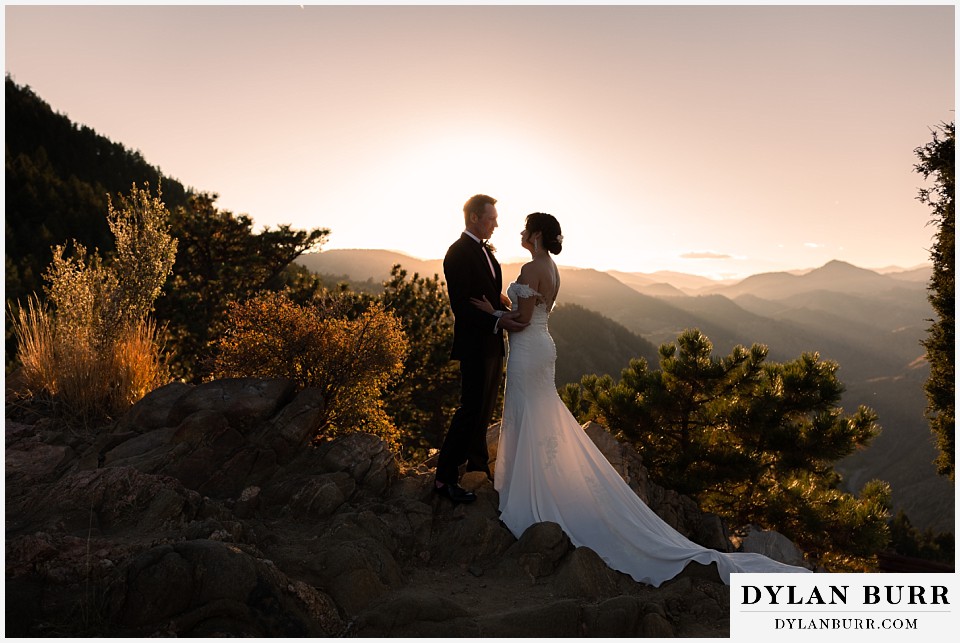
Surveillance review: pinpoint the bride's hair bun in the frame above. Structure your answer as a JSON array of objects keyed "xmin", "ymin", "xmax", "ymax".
[{"xmin": 525, "ymin": 212, "xmax": 563, "ymax": 255}]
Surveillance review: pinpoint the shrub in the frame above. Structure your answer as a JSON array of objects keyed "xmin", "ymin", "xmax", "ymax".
[
  {"xmin": 212, "ymin": 291, "xmax": 408, "ymax": 448},
  {"xmin": 9, "ymin": 183, "xmax": 176, "ymax": 423}
]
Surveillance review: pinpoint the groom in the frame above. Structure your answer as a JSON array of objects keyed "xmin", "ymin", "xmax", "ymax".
[{"xmin": 435, "ymin": 194, "xmax": 527, "ymax": 503}]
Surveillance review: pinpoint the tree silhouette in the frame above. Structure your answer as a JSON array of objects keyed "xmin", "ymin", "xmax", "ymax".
[
  {"xmin": 156, "ymin": 193, "xmax": 328, "ymax": 379},
  {"xmin": 380, "ymin": 265, "xmax": 460, "ymax": 461},
  {"xmin": 915, "ymin": 121, "xmax": 955, "ymax": 480}
]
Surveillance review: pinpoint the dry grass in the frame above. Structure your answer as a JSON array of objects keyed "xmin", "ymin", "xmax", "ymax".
[
  {"xmin": 9, "ymin": 296, "xmax": 59, "ymax": 397},
  {"xmin": 9, "ymin": 298, "xmax": 169, "ymax": 423}
]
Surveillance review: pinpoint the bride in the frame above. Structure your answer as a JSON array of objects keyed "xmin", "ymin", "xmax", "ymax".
[{"xmin": 471, "ymin": 212, "xmax": 811, "ymax": 587}]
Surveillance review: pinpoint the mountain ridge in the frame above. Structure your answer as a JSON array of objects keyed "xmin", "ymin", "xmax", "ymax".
[{"xmin": 299, "ymin": 250, "xmax": 930, "ymax": 296}]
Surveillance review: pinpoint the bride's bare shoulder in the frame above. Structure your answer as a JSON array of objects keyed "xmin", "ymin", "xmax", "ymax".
[{"xmin": 517, "ymin": 261, "xmax": 538, "ymax": 282}]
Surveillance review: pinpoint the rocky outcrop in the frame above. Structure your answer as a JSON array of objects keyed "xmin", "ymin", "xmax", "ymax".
[
  {"xmin": 106, "ymin": 539, "xmax": 344, "ymax": 637},
  {"xmin": 5, "ymin": 377, "xmax": 808, "ymax": 637}
]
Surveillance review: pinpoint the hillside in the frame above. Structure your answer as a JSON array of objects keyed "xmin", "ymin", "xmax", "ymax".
[
  {"xmin": 609, "ymin": 269, "xmax": 735, "ymax": 295},
  {"xmin": 550, "ymin": 304, "xmax": 659, "ymax": 386},
  {"xmin": 5, "ymin": 77, "xmax": 192, "ymax": 309},
  {"xmin": 297, "ymin": 248, "xmax": 445, "ymax": 283}
]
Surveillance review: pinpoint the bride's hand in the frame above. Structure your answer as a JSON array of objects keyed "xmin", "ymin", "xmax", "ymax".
[
  {"xmin": 500, "ymin": 292, "xmax": 512, "ymax": 307},
  {"xmin": 470, "ymin": 295, "xmax": 495, "ymax": 314}
]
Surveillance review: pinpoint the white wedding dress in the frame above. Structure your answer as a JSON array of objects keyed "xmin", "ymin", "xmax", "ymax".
[{"xmin": 494, "ymin": 281, "xmax": 811, "ymax": 587}]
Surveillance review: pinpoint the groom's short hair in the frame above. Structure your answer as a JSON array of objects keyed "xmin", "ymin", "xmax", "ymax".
[{"xmin": 463, "ymin": 194, "xmax": 497, "ymax": 224}]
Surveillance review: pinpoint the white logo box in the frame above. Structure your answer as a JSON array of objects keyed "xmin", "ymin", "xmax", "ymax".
[{"xmin": 731, "ymin": 572, "xmax": 957, "ymax": 640}]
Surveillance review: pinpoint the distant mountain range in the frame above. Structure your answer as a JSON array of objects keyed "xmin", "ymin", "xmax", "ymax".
[
  {"xmin": 296, "ymin": 249, "xmax": 952, "ymax": 533},
  {"xmin": 298, "ymin": 249, "xmax": 931, "ymax": 294},
  {"xmin": 297, "ymin": 249, "xmax": 443, "ymax": 284}
]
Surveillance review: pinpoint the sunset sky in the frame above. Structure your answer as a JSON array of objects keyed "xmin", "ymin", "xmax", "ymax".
[{"xmin": 4, "ymin": 3, "xmax": 955, "ymax": 279}]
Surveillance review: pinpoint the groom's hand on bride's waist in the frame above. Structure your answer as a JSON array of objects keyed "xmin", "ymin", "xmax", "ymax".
[{"xmin": 497, "ymin": 313, "xmax": 529, "ymax": 333}]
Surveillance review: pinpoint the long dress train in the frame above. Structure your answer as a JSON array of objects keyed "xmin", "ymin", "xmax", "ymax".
[{"xmin": 494, "ymin": 281, "xmax": 811, "ymax": 587}]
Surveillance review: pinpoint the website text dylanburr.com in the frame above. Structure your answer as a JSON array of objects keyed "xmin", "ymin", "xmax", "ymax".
[{"xmin": 731, "ymin": 573, "xmax": 956, "ymax": 639}]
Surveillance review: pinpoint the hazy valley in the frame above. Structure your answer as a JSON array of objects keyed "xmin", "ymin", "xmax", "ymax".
[{"xmin": 297, "ymin": 249, "xmax": 953, "ymax": 532}]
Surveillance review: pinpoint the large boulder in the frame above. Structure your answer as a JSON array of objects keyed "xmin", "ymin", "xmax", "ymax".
[
  {"xmin": 313, "ymin": 431, "xmax": 399, "ymax": 495},
  {"xmin": 259, "ymin": 387, "xmax": 326, "ymax": 462},
  {"xmin": 5, "ymin": 432, "xmax": 74, "ymax": 485},
  {"xmin": 511, "ymin": 521, "xmax": 573, "ymax": 579},
  {"xmin": 551, "ymin": 546, "xmax": 632, "ymax": 599},
  {"xmin": 23, "ymin": 466, "xmax": 204, "ymax": 535},
  {"xmin": 115, "ymin": 381, "xmax": 194, "ymax": 433},
  {"xmin": 105, "ymin": 539, "xmax": 344, "ymax": 637},
  {"xmin": 166, "ymin": 378, "xmax": 297, "ymax": 431},
  {"xmin": 739, "ymin": 524, "xmax": 808, "ymax": 566},
  {"xmin": 85, "ymin": 378, "xmax": 360, "ymax": 500}
]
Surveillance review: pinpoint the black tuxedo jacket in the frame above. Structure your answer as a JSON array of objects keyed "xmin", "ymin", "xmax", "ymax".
[{"xmin": 443, "ymin": 233, "xmax": 509, "ymax": 361}]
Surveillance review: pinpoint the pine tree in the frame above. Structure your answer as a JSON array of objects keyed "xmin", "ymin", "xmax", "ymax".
[
  {"xmin": 563, "ymin": 328, "xmax": 890, "ymax": 569},
  {"xmin": 380, "ymin": 265, "xmax": 460, "ymax": 461},
  {"xmin": 915, "ymin": 121, "xmax": 955, "ymax": 480}
]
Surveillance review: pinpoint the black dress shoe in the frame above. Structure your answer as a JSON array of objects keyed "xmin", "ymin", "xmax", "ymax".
[{"xmin": 434, "ymin": 483, "xmax": 477, "ymax": 504}]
